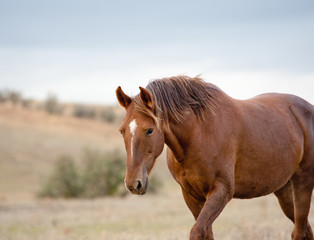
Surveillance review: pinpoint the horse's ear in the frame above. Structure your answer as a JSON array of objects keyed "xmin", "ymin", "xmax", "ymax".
[
  {"xmin": 116, "ymin": 86, "xmax": 132, "ymax": 109},
  {"xmin": 139, "ymin": 87, "xmax": 154, "ymax": 112}
]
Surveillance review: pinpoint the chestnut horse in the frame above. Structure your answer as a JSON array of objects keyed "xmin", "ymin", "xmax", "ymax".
[{"xmin": 116, "ymin": 76, "xmax": 314, "ymax": 240}]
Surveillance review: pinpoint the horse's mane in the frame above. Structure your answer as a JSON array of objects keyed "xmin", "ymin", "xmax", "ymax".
[{"xmin": 134, "ymin": 75, "xmax": 218, "ymax": 127}]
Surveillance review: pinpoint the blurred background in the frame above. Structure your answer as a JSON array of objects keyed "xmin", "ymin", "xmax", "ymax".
[{"xmin": 0, "ymin": 1, "xmax": 313, "ymax": 239}]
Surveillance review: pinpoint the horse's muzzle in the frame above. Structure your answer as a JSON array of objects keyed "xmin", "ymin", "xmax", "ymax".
[{"xmin": 125, "ymin": 178, "xmax": 148, "ymax": 195}]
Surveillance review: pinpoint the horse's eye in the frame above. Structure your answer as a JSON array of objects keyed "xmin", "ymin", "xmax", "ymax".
[
  {"xmin": 146, "ymin": 128, "xmax": 154, "ymax": 136},
  {"xmin": 119, "ymin": 129, "xmax": 125, "ymax": 135}
]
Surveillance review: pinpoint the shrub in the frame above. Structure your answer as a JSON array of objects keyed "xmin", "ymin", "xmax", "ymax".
[
  {"xmin": 44, "ymin": 93, "xmax": 63, "ymax": 115},
  {"xmin": 73, "ymin": 105, "xmax": 97, "ymax": 119},
  {"xmin": 0, "ymin": 89, "xmax": 22, "ymax": 105},
  {"xmin": 100, "ymin": 107, "xmax": 116, "ymax": 123},
  {"xmin": 39, "ymin": 150, "xmax": 127, "ymax": 198},
  {"xmin": 38, "ymin": 155, "xmax": 83, "ymax": 198},
  {"xmin": 81, "ymin": 149, "xmax": 126, "ymax": 198},
  {"xmin": 38, "ymin": 149, "xmax": 162, "ymax": 199},
  {"xmin": 8, "ymin": 90, "xmax": 22, "ymax": 105}
]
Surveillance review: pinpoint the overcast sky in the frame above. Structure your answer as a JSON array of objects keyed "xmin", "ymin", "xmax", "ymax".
[{"xmin": 0, "ymin": 0, "xmax": 313, "ymax": 104}]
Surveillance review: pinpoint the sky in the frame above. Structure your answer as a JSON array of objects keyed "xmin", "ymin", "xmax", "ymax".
[{"xmin": 0, "ymin": 0, "xmax": 313, "ymax": 104}]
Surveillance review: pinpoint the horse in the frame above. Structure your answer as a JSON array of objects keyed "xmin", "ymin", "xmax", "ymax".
[{"xmin": 116, "ymin": 75, "xmax": 314, "ymax": 240}]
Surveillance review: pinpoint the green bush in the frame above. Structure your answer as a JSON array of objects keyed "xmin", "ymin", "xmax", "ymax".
[
  {"xmin": 39, "ymin": 149, "xmax": 162, "ymax": 199},
  {"xmin": 38, "ymin": 155, "xmax": 83, "ymax": 198},
  {"xmin": 81, "ymin": 149, "xmax": 126, "ymax": 198}
]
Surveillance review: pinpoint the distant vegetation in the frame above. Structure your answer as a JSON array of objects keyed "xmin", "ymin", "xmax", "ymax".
[
  {"xmin": 0, "ymin": 88, "xmax": 122, "ymax": 124},
  {"xmin": 44, "ymin": 93, "xmax": 64, "ymax": 115},
  {"xmin": 72, "ymin": 105, "xmax": 118, "ymax": 123},
  {"xmin": 99, "ymin": 107, "xmax": 117, "ymax": 123},
  {"xmin": 0, "ymin": 89, "xmax": 23, "ymax": 105},
  {"xmin": 73, "ymin": 104, "xmax": 98, "ymax": 119},
  {"xmin": 38, "ymin": 149, "xmax": 162, "ymax": 199}
]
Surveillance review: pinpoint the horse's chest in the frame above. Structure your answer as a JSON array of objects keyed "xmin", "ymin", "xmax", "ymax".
[
  {"xmin": 174, "ymin": 165, "xmax": 212, "ymax": 200},
  {"xmin": 179, "ymin": 175, "xmax": 208, "ymax": 200},
  {"xmin": 167, "ymin": 150, "xmax": 214, "ymax": 199}
]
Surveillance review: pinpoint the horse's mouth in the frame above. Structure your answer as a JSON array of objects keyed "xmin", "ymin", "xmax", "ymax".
[{"xmin": 139, "ymin": 179, "xmax": 149, "ymax": 195}]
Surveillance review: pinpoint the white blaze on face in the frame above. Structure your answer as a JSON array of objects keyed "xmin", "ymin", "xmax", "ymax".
[{"xmin": 129, "ymin": 119, "xmax": 137, "ymax": 158}]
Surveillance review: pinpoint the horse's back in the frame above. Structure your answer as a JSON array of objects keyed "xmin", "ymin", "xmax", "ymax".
[
  {"xmin": 252, "ymin": 93, "xmax": 314, "ymax": 154},
  {"xmin": 243, "ymin": 92, "xmax": 313, "ymax": 135}
]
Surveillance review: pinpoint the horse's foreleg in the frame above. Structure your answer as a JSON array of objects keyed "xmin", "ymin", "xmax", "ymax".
[{"xmin": 189, "ymin": 181, "xmax": 232, "ymax": 240}]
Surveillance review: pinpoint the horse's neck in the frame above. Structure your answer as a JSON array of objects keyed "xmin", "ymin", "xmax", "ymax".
[
  {"xmin": 163, "ymin": 116, "xmax": 197, "ymax": 163},
  {"xmin": 162, "ymin": 96, "xmax": 238, "ymax": 163},
  {"xmin": 164, "ymin": 126, "xmax": 184, "ymax": 162}
]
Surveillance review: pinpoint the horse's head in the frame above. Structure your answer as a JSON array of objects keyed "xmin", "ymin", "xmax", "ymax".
[{"xmin": 116, "ymin": 86, "xmax": 164, "ymax": 195}]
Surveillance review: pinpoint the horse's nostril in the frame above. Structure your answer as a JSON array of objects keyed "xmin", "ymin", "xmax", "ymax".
[{"xmin": 135, "ymin": 180, "xmax": 142, "ymax": 191}]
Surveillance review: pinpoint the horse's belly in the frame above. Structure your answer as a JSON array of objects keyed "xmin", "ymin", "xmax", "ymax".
[
  {"xmin": 233, "ymin": 155, "xmax": 298, "ymax": 199},
  {"xmin": 233, "ymin": 180, "xmax": 285, "ymax": 199}
]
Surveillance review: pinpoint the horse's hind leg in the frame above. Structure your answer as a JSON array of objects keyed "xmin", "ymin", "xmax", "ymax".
[
  {"xmin": 274, "ymin": 181, "xmax": 295, "ymax": 223},
  {"xmin": 291, "ymin": 166, "xmax": 313, "ymax": 240}
]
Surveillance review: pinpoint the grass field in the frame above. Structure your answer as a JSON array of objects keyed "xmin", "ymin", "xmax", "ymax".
[
  {"xmin": 0, "ymin": 103, "xmax": 313, "ymax": 240},
  {"xmin": 1, "ymin": 192, "xmax": 313, "ymax": 240}
]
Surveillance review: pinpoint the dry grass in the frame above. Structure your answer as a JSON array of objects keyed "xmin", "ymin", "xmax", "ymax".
[
  {"xmin": 0, "ymin": 103, "xmax": 313, "ymax": 240},
  {"xmin": 0, "ymin": 104, "xmax": 123, "ymax": 193},
  {"xmin": 1, "ymin": 192, "xmax": 313, "ymax": 240}
]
